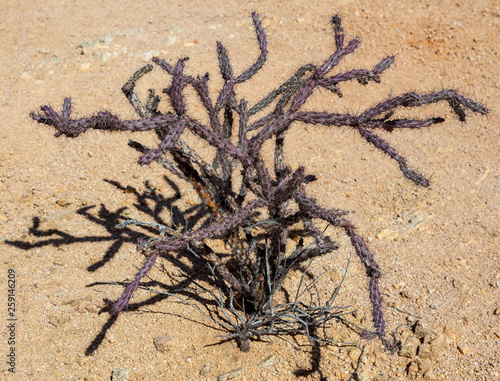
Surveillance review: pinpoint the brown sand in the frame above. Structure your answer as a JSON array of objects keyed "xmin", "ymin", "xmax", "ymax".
[{"xmin": 1, "ymin": 0, "xmax": 498, "ymax": 380}]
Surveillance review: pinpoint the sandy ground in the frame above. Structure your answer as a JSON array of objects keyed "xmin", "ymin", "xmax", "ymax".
[{"xmin": 1, "ymin": 0, "xmax": 499, "ymax": 380}]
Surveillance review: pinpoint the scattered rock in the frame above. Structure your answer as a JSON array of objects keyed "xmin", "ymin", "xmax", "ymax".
[
  {"xmin": 258, "ymin": 355, "xmax": 276, "ymax": 368},
  {"xmin": 78, "ymin": 62, "xmax": 91, "ymax": 72},
  {"xmin": 393, "ymin": 281, "xmax": 406, "ymax": 290},
  {"xmin": 397, "ymin": 320, "xmax": 451, "ymax": 379},
  {"xmin": 407, "ymin": 358, "xmax": 433, "ymax": 379},
  {"xmin": 99, "ymin": 52, "xmax": 114, "ymax": 62},
  {"xmin": 414, "ymin": 320, "xmax": 441, "ymax": 343},
  {"xmin": 79, "ymin": 40, "xmax": 96, "ymax": 55},
  {"xmin": 357, "ymin": 369, "xmax": 377, "ymax": 381},
  {"xmin": 164, "ymin": 35, "xmax": 178, "ymax": 45},
  {"xmin": 399, "ymin": 337, "xmax": 420, "ymax": 358},
  {"xmin": 153, "ymin": 336, "xmax": 173, "ymax": 352},
  {"xmin": 428, "ymin": 301, "xmax": 440, "ymax": 309},
  {"xmin": 407, "ymin": 361, "xmax": 419, "ymax": 378},
  {"xmin": 490, "ymin": 280, "xmax": 500, "ymax": 288},
  {"xmin": 494, "ymin": 308, "xmax": 500, "ymax": 315},
  {"xmin": 375, "ymin": 228, "xmax": 399, "ymax": 240},
  {"xmin": 118, "ymin": 28, "xmax": 141, "ymax": 38},
  {"xmin": 424, "ymin": 370, "xmax": 438, "ymax": 380},
  {"xmin": 100, "ymin": 33, "xmax": 114, "ymax": 44},
  {"xmin": 443, "ymin": 326, "xmax": 458, "ymax": 343},
  {"xmin": 19, "ymin": 72, "xmax": 34, "ymax": 81},
  {"xmin": 417, "ymin": 343, "xmax": 433, "ymax": 359},
  {"xmin": 348, "ymin": 347, "xmax": 362, "ymax": 362},
  {"xmin": 200, "ymin": 363, "xmax": 212, "ymax": 377},
  {"xmin": 400, "ymin": 289, "xmax": 416, "ymax": 299},
  {"xmin": 417, "ymin": 358, "xmax": 433, "ymax": 374},
  {"xmin": 56, "ymin": 198, "xmax": 72, "ymax": 207},
  {"xmin": 452, "ymin": 279, "xmax": 465, "ymax": 291},
  {"xmin": 457, "ymin": 345, "xmax": 471, "ymax": 355},
  {"xmin": 111, "ymin": 368, "xmax": 129, "ymax": 381},
  {"xmin": 48, "ymin": 313, "xmax": 71, "ymax": 327},
  {"xmin": 217, "ymin": 367, "xmax": 245, "ymax": 381},
  {"xmin": 47, "ymin": 208, "xmax": 79, "ymax": 226},
  {"xmin": 429, "ymin": 333, "xmax": 448, "ymax": 356},
  {"xmin": 407, "ymin": 213, "xmax": 432, "ymax": 231},
  {"xmin": 63, "ymin": 296, "xmax": 98, "ymax": 313},
  {"xmin": 374, "ymin": 377, "xmax": 400, "ymax": 381}
]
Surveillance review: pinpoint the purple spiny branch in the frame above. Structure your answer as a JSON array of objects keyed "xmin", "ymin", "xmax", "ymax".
[
  {"xmin": 217, "ymin": 41, "xmax": 234, "ymax": 81},
  {"xmin": 164, "ymin": 58, "xmax": 190, "ymax": 115},
  {"xmin": 318, "ymin": 56, "xmax": 395, "ymax": 89},
  {"xmin": 315, "ymin": 37, "xmax": 360, "ymax": 78},
  {"xmin": 356, "ymin": 126, "xmax": 430, "ymax": 186},
  {"xmin": 235, "ymin": 12, "xmax": 267, "ymax": 84},
  {"xmin": 30, "ymin": 99, "xmax": 178, "ymax": 136},
  {"xmin": 138, "ymin": 117, "xmax": 188, "ymax": 165},
  {"xmin": 185, "ymin": 118, "xmax": 252, "ymax": 166},
  {"xmin": 359, "ymin": 89, "xmax": 488, "ymax": 122},
  {"xmin": 293, "ymin": 190, "xmax": 392, "ymax": 344},
  {"xmin": 113, "ymin": 251, "xmax": 159, "ymax": 313},
  {"xmin": 330, "ymin": 14, "xmax": 345, "ymax": 49}
]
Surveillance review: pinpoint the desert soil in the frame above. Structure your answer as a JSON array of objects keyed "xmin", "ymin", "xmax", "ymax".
[{"xmin": 1, "ymin": 0, "xmax": 498, "ymax": 380}]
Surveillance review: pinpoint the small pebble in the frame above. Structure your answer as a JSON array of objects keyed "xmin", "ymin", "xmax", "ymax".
[
  {"xmin": 153, "ymin": 336, "xmax": 173, "ymax": 352},
  {"xmin": 414, "ymin": 320, "xmax": 440, "ymax": 343},
  {"xmin": 200, "ymin": 363, "xmax": 211, "ymax": 377},
  {"xmin": 100, "ymin": 33, "xmax": 114, "ymax": 44},
  {"xmin": 399, "ymin": 337, "xmax": 420, "ymax": 358},
  {"xmin": 490, "ymin": 280, "xmax": 500, "ymax": 288},
  {"xmin": 111, "ymin": 368, "xmax": 129, "ymax": 381},
  {"xmin": 79, "ymin": 40, "xmax": 95, "ymax": 55},
  {"xmin": 416, "ymin": 358, "xmax": 433, "ymax": 374},
  {"xmin": 56, "ymin": 199, "xmax": 72, "ymax": 207},
  {"xmin": 429, "ymin": 333, "xmax": 448, "ymax": 356},
  {"xmin": 348, "ymin": 347, "xmax": 362, "ymax": 361},
  {"xmin": 407, "ymin": 361, "xmax": 419, "ymax": 377},
  {"xmin": 217, "ymin": 367, "xmax": 244, "ymax": 381},
  {"xmin": 424, "ymin": 370, "xmax": 439, "ymax": 380},
  {"xmin": 457, "ymin": 345, "xmax": 471, "ymax": 355},
  {"xmin": 407, "ymin": 213, "xmax": 431, "ymax": 231},
  {"xmin": 400, "ymin": 289, "xmax": 415, "ymax": 299},
  {"xmin": 417, "ymin": 343, "xmax": 432, "ymax": 359},
  {"xmin": 428, "ymin": 301, "xmax": 440, "ymax": 309},
  {"xmin": 258, "ymin": 355, "xmax": 276, "ymax": 368}
]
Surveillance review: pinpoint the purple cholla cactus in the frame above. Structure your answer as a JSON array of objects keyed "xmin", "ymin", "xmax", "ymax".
[{"xmin": 31, "ymin": 13, "xmax": 487, "ymax": 352}]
